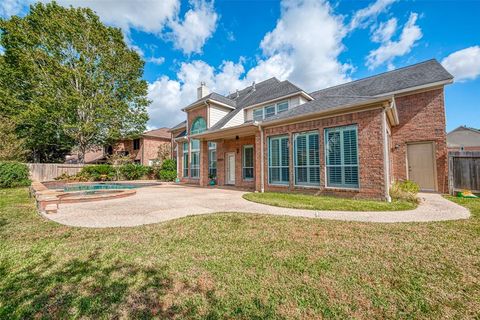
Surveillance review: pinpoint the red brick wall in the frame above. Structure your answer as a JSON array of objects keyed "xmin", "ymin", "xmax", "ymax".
[
  {"xmin": 187, "ymin": 106, "xmax": 207, "ymax": 133},
  {"xmin": 214, "ymin": 136, "xmax": 256, "ymax": 189},
  {"xmin": 141, "ymin": 137, "xmax": 171, "ymax": 166},
  {"xmin": 262, "ymin": 108, "xmax": 387, "ymax": 199},
  {"xmin": 391, "ymin": 89, "xmax": 448, "ymax": 193}
]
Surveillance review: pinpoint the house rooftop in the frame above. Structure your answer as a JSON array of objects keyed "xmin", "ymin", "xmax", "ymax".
[{"xmin": 143, "ymin": 127, "xmax": 171, "ymax": 139}]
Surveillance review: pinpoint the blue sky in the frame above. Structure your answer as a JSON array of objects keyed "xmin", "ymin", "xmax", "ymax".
[{"xmin": 1, "ymin": 0, "xmax": 479, "ymax": 130}]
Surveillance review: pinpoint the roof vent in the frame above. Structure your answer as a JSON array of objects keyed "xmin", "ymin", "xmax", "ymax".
[
  {"xmin": 236, "ymin": 89, "xmax": 239, "ymax": 98},
  {"xmin": 197, "ymin": 81, "xmax": 209, "ymax": 99},
  {"xmin": 252, "ymin": 81, "xmax": 256, "ymax": 92}
]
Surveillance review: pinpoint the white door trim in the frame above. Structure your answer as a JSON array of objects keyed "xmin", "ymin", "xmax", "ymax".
[
  {"xmin": 225, "ymin": 152, "xmax": 236, "ymax": 185},
  {"xmin": 406, "ymin": 141, "xmax": 438, "ymax": 192}
]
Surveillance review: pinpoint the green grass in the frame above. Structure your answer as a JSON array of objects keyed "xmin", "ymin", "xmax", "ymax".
[
  {"xmin": 243, "ymin": 192, "xmax": 417, "ymax": 211},
  {"xmin": 1, "ymin": 188, "xmax": 479, "ymax": 319}
]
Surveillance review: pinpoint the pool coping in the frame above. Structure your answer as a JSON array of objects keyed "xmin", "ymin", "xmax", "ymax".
[{"xmin": 31, "ymin": 181, "xmax": 142, "ymax": 214}]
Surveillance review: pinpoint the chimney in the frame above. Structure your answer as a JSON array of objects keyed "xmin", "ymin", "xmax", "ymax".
[
  {"xmin": 197, "ymin": 81, "xmax": 209, "ymax": 99},
  {"xmin": 252, "ymin": 81, "xmax": 256, "ymax": 91}
]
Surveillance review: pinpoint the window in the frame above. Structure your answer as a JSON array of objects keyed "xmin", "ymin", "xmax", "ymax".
[
  {"xmin": 252, "ymin": 101, "xmax": 289, "ymax": 120},
  {"xmin": 183, "ymin": 142, "xmax": 189, "ymax": 177},
  {"xmin": 277, "ymin": 101, "xmax": 288, "ymax": 113},
  {"xmin": 253, "ymin": 108, "xmax": 263, "ymax": 121},
  {"xmin": 190, "ymin": 139, "xmax": 200, "ymax": 178},
  {"xmin": 268, "ymin": 136, "xmax": 289, "ymax": 185},
  {"xmin": 133, "ymin": 138, "xmax": 140, "ymax": 150},
  {"xmin": 294, "ymin": 131, "xmax": 320, "ymax": 186},
  {"xmin": 325, "ymin": 125, "xmax": 359, "ymax": 188},
  {"xmin": 208, "ymin": 142, "xmax": 217, "ymax": 178},
  {"xmin": 243, "ymin": 145, "xmax": 254, "ymax": 180},
  {"xmin": 265, "ymin": 105, "xmax": 276, "ymax": 118},
  {"xmin": 190, "ymin": 117, "xmax": 207, "ymax": 135}
]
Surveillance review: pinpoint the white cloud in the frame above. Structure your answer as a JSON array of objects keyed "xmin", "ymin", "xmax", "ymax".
[
  {"xmin": 349, "ymin": 0, "xmax": 397, "ymax": 30},
  {"xmin": 248, "ymin": 0, "xmax": 352, "ymax": 91},
  {"xmin": 167, "ymin": 0, "xmax": 218, "ymax": 54},
  {"xmin": 371, "ymin": 18, "xmax": 397, "ymax": 43},
  {"xmin": 147, "ymin": 56, "xmax": 166, "ymax": 65},
  {"xmin": 441, "ymin": 46, "xmax": 480, "ymax": 82},
  {"xmin": 366, "ymin": 12, "xmax": 422, "ymax": 69}
]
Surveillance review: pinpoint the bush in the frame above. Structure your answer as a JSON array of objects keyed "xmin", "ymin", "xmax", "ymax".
[
  {"xmin": 157, "ymin": 159, "xmax": 177, "ymax": 181},
  {"xmin": 0, "ymin": 161, "xmax": 31, "ymax": 188},
  {"xmin": 120, "ymin": 163, "xmax": 149, "ymax": 180},
  {"xmin": 390, "ymin": 180, "xmax": 420, "ymax": 203},
  {"xmin": 79, "ymin": 164, "xmax": 116, "ymax": 181}
]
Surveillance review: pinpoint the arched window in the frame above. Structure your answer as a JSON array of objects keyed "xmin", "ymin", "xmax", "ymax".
[{"xmin": 190, "ymin": 117, "xmax": 207, "ymax": 135}]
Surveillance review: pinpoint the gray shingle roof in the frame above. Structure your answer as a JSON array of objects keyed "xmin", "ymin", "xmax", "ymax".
[
  {"xmin": 183, "ymin": 92, "xmax": 236, "ymax": 110},
  {"xmin": 170, "ymin": 120, "xmax": 186, "ymax": 131},
  {"xmin": 310, "ymin": 59, "xmax": 453, "ymax": 99}
]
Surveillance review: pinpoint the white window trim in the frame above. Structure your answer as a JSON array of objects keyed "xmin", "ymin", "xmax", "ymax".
[
  {"xmin": 242, "ymin": 145, "xmax": 254, "ymax": 181},
  {"xmin": 208, "ymin": 142, "xmax": 217, "ymax": 178},
  {"xmin": 293, "ymin": 131, "xmax": 321, "ymax": 188},
  {"xmin": 267, "ymin": 135, "xmax": 290, "ymax": 186},
  {"xmin": 190, "ymin": 139, "xmax": 200, "ymax": 179},
  {"xmin": 324, "ymin": 125, "xmax": 360, "ymax": 189},
  {"xmin": 253, "ymin": 100, "xmax": 289, "ymax": 121},
  {"xmin": 182, "ymin": 142, "xmax": 189, "ymax": 177}
]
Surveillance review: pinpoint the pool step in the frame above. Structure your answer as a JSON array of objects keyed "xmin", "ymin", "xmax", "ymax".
[{"xmin": 44, "ymin": 204, "xmax": 58, "ymax": 214}]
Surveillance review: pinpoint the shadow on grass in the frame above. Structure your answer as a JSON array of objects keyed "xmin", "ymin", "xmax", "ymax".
[
  {"xmin": 0, "ymin": 218, "xmax": 8, "ymax": 229},
  {"xmin": 0, "ymin": 251, "xmax": 223, "ymax": 319}
]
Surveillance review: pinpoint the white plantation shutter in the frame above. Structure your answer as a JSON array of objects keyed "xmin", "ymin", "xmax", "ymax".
[
  {"xmin": 294, "ymin": 131, "xmax": 320, "ymax": 186},
  {"xmin": 325, "ymin": 125, "xmax": 359, "ymax": 188},
  {"xmin": 268, "ymin": 136, "xmax": 289, "ymax": 185}
]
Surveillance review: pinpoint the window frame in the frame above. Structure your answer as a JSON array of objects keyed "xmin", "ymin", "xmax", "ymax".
[
  {"xmin": 268, "ymin": 135, "xmax": 290, "ymax": 186},
  {"xmin": 190, "ymin": 139, "xmax": 200, "ymax": 179},
  {"xmin": 190, "ymin": 117, "xmax": 207, "ymax": 135},
  {"xmin": 242, "ymin": 145, "xmax": 254, "ymax": 181},
  {"xmin": 133, "ymin": 138, "xmax": 140, "ymax": 150},
  {"xmin": 208, "ymin": 142, "xmax": 217, "ymax": 178},
  {"xmin": 182, "ymin": 142, "xmax": 189, "ymax": 177},
  {"xmin": 252, "ymin": 100, "xmax": 289, "ymax": 121},
  {"xmin": 293, "ymin": 131, "xmax": 320, "ymax": 187},
  {"xmin": 324, "ymin": 125, "xmax": 360, "ymax": 189}
]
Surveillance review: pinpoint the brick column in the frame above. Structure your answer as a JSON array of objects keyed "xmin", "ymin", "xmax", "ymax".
[
  {"xmin": 254, "ymin": 131, "xmax": 262, "ymax": 192},
  {"xmin": 199, "ymin": 140, "xmax": 209, "ymax": 186},
  {"xmin": 217, "ymin": 140, "xmax": 225, "ymax": 186}
]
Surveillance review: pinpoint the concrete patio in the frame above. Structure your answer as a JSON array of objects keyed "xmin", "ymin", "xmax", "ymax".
[{"xmin": 39, "ymin": 184, "xmax": 471, "ymax": 228}]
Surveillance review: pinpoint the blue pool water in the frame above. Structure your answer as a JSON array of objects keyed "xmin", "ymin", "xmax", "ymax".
[{"xmin": 62, "ymin": 183, "xmax": 157, "ymax": 192}]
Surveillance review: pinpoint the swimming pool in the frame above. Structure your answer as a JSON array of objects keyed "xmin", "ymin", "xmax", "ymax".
[{"xmin": 61, "ymin": 182, "xmax": 160, "ymax": 192}]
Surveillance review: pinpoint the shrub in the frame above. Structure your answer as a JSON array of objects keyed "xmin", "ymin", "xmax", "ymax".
[
  {"xmin": 79, "ymin": 164, "xmax": 116, "ymax": 181},
  {"xmin": 157, "ymin": 159, "xmax": 177, "ymax": 181},
  {"xmin": 0, "ymin": 161, "xmax": 31, "ymax": 188},
  {"xmin": 390, "ymin": 180, "xmax": 420, "ymax": 203},
  {"xmin": 120, "ymin": 163, "xmax": 149, "ymax": 180}
]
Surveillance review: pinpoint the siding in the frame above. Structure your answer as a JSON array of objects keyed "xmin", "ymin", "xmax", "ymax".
[
  {"xmin": 244, "ymin": 94, "xmax": 306, "ymax": 121},
  {"xmin": 209, "ymin": 103, "xmax": 230, "ymax": 127},
  {"xmin": 224, "ymin": 110, "xmax": 245, "ymax": 127}
]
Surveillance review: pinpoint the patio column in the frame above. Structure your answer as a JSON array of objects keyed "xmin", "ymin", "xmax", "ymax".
[
  {"xmin": 199, "ymin": 140, "xmax": 209, "ymax": 187},
  {"xmin": 254, "ymin": 130, "xmax": 262, "ymax": 192}
]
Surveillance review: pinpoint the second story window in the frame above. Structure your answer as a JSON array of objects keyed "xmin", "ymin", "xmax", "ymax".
[
  {"xmin": 252, "ymin": 101, "xmax": 289, "ymax": 121},
  {"xmin": 133, "ymin": 138, "xmax": 140, "ymax": 150},
  {"xmin": 190, "ymin": 117, "xmax": 207, "ymax": 135}
]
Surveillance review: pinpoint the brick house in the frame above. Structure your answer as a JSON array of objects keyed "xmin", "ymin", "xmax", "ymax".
[
  {"xmin": 171, "ymin": 59, "xmax": 453, "ymax": 200},
  {"xmin": 77, "ymin": 128, "xmax": 172, "ymax": 165}
]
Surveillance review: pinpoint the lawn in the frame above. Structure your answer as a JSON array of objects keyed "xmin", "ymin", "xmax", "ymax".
[
  {"xmin": 1, "ymin": 188, "xmax": 479, "ymax": 319},
  {"xmin": 243, "ymin": 192, "xmax": 417, "ymax": 211}
]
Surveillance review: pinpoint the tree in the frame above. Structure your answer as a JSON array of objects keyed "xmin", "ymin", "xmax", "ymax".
[
  {"xmin": 0, "ymin": 2, "xmax": 149, "ymax": 163},
  {"xmin": 0, "ymin": 116, "xmax": 28, "ymax": 161}
]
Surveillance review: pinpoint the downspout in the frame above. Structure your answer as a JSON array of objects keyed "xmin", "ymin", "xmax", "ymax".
[{"xmin": 382, "ymin": 105, "xmax": 392, "ymax": 202}]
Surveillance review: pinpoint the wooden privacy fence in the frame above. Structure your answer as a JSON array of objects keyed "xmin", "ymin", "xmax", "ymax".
[
  {"xmin": 448, "ymin": 152, "xmax": 480, "ymax": 194},
  {"xmin": 27, "ymin": 163, "xmax": 85, "ymax": 182}
]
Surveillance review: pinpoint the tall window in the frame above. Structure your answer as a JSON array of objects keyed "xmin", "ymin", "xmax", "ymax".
[
  {"xmin": 294, "ymin": 131, "xmax": 320, "ymax": 186},
  {"xmin": 208, "ymin": 142, "xmax": 217, "ymax": 178},
  {"xmin": 268, "ymin": 136, "xmax": 289, "ymax": 185},
  {"xmin": 190, "ymin": 139, "xmax": 200, "ymax": 178},
  {"xmin": 190, "ymin": 117, "xmax": 207, "ymax": 135},
  {"xmin": 183, "ymin": 142, "xmax": 189, "ymax": 177},
  {"xmin": 325, "ymin": 125, "xmax": 359, "ymax": 188},
  {"xmin": 243, "ymin": 145, "xmax": 254, "ymax": 180},
  {"xmin": 133, "ymin": 138, "xmax": 140, "ymax": 150}
]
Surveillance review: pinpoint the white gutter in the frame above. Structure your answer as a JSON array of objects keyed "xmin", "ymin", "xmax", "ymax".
[{"xmin": 382, "ymin": 107, "xmax": 392, "ymax": 202}]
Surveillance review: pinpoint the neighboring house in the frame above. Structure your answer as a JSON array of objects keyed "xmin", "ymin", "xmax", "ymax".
[
  {"xmin": 447, "ymin": 126, "xmax": 480, "ymax": 152},
  {"xmin": 70, "ymin": 128, "xmax": 172, "ymax": 165},
  {"xmin": 171, "ymin": 59, "xmax": 453, "ymax": 200}
]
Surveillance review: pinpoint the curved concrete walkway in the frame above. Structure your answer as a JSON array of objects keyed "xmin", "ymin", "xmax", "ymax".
[{"xmin": 44, "ymin": 184, "xmax": 470, "ymax": 228}]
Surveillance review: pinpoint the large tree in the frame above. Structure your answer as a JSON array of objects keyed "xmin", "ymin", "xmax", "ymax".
[{"xmin": 0, "ymin": 2, "xmax": 149, "ymax": 163}]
